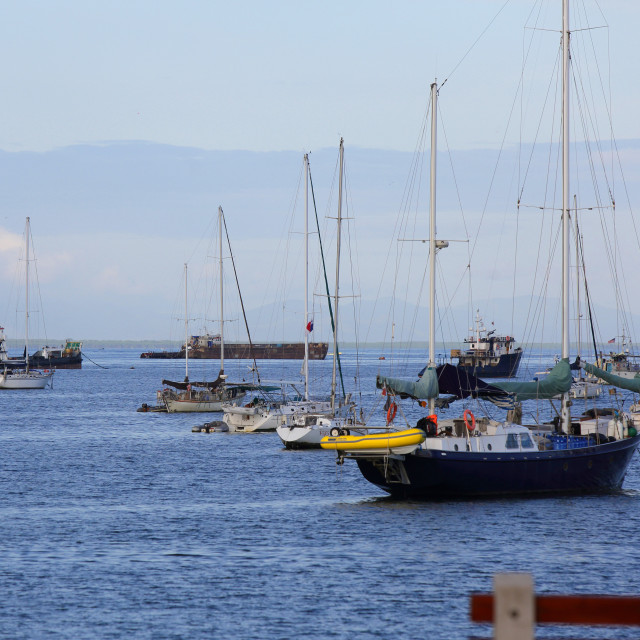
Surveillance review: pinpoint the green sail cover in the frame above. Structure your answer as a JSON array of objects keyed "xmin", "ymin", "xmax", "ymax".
[
  {"xmin": 583, "ymin": 362, "xmax": 640, "ymax": 393},
  {"xmin": 376, "ymin": 365, "xmax": 439, "ymax": 400},
  {"xmin": 492, "ymin": 358, "xmax": 572, "ymax": 400}
]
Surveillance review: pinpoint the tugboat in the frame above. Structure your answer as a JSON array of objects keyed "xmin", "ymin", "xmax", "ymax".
[
  {"xmin": 0, "ymin": 330, "xmax": 82, "ymax": 369},
  {"xmin": 452, "ymin": 311, "xmax": 522, "ymax": 378},
  {"xmin": 29, "ymin": 340, "xmax": 82, "ymax": 369}
]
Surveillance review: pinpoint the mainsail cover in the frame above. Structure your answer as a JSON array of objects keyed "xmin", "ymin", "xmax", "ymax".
[
  {"xmin": 162, "ymin": 374, "xmax": 225, "ymax": 391},
  {"xmin": 376, "ymin": 363, "xmax": 510, "ymax": 402},
  {"xmin": 376, "ymin": 365, "xmax": 439, "ymax": 400},
  {"xmin": 491, "ymin": 358, "xmax": 572, "ymax": 400},
  {"xmin": 435, "ymin": 363, "xmax": 512, "ymax": 400},
  {"xmin": 583, "ymin": 361, "xmax": 640, "ymax": 393}
]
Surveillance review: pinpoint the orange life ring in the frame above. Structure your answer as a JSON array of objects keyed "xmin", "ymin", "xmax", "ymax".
[
  {"xmin": 386, "ymin": 402, "xmax": 398, "ymax": 424},
  {"xmin": 464, "ymin": 409, "xmax": 476, "ymax": 431}
]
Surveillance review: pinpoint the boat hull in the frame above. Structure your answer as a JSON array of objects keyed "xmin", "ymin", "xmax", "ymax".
[
  {"xmin": 354, "ymin": 435, "xmax": 640, "ymax": 498},
  {"xmin": 0, "ymin": 371, "xmax": 53, "ymax": 389},
  {"xmin": 164, "ymin": 392, "xmax": 246, "ymax": 413},
  {"xmin": 141, "ymin": 342, "xmax": 328, "ymax": 360}
]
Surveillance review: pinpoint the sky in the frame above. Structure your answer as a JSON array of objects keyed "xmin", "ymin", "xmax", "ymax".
[{"xmin": 0, "ymin": 0, "xmax": 639, "ymax": 345}]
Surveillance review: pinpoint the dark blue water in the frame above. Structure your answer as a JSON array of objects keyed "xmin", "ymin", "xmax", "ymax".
[{"xmin": 2, "ymin": 348, "xmax": 639, "ymax": 639}]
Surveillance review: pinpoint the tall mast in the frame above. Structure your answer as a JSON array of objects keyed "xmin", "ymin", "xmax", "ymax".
[
  {"xmin": 574, "ymin": 195, "xmax": 580, "ymax": 362},
  {"xmin": 428, "ymin": 82, "xmax": 437, "ymax": 414},
  {"xmin": 25, "ymin": 217, "xmax": 30, "ymax": 372},
  {"xmin": 218, "ymin": 206, "xmax": 225, "ymax": 375},
  {"xmin": 184, "ymin": 263, "xmax": 189, "ymax": 382},
  {"xmin": 330, "ymin": 138, "xmax": 344, "ymax": 415},
  {"xmin": 304, "ymin": 153, "xmax": 310, "ymax": 401},
  {"xmin": 561, "ymin": 0, "xmax": 571, "ymax": 432}
]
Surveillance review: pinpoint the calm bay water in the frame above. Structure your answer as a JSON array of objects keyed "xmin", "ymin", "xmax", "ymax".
[{"xmin": 1, "ymin": 348, "xmax": 639, "ymax": 639}]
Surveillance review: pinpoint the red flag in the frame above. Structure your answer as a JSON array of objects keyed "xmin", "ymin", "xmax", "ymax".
[
  {"xmin": 608, "ymin": 338, "xmax": 615, "ymax": 344},
  {"xmin": 306, "ymin": 320, "xmax": 313, "ymax": 332}
]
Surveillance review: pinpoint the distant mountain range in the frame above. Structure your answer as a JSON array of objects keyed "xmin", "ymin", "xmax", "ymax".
[{"xmin": 1, "ymin": 140, "xmax": 639, "ymax": 341}]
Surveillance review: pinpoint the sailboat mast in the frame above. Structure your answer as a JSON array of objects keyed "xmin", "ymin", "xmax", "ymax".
[
  {"xmin": 304, "ymin": 154, "xmax": 310, "ymax": 401},
  {"xmin": 561, "ymin": 0, "xmax": 571, "ymax": 432},
  {"xmin": 574, "ymin": 195, "xmax": 581, "ymax": 360},
  {"xmin": 428, "ymin": 82, "xmax": 437, "ymax": 414},
  {"xmin": 219, "ymin": 206, "xmax": 225, "ymax": 374},
  {"xmin": 25, "ymin": 217, "xmax": 30, "ymax": 371},
  {"xmin": 184, "ymin": 263, "xmax": 189, "ymax": 382},
  {"xmin": 331, "ymin": 139, "xmax": 344, "ymax": 415}
]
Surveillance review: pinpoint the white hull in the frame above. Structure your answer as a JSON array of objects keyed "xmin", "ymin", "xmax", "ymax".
[
  {"xmin": 165, "ymin": 398, "xmax": 225, "ymax": 413},
  {"xmin": 277, "ymin": 422, "xmax": 333, "ymax": 448},
  {"xmin": 223, "ymin": 409, "xmax": 281, "ymax": 432},
  {"xmin": 0, "ymin": 371, "xmax": 53, "ymax": 389},
  {"xmin": 277, "ymin": 414, "xmax": 360, "ymax": 449},
  {"xmin": 223, "ymin": 399, "xmax": 333, "ymax": 433}
]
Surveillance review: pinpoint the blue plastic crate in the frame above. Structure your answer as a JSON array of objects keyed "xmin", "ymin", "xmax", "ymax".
[{"xmin": 549, "ymin": 434, "xmax": 590, "ymax": 450}]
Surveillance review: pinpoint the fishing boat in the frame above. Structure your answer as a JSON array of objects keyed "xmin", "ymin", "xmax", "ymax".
[
  {"xmin": 0, "ymin": 218, "xmax": 53, "ymax": 390},
  {"xmin": 323, "ymin": 5, "xmax": 640, "ymax": 498},
  {"xmin": 29, "ymin": 340, "xmax": 83, "ymax": 369}
]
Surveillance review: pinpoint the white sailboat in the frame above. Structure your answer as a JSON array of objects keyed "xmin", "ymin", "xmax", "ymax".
[
  {"xmin": 161, "ymin": 208, "xmax": 247, "ymax": 412},
  {"xmin": 0, "ymin": 218, "xmax": 53, "ymax": 390},
  {"xmin": 277, "ymin": 141, "xmax": 359, "ymax": 448},
  {"xmin": 225, "ymin": 153, "xmax": 333, "ymax": 433}
]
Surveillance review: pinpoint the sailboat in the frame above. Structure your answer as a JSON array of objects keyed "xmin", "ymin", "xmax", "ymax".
[
  {"xmin": 223, "ymin": 153, "xmax": 332, "ymax": 433},
  {"xmin": 161, "ymin": 208, "xmax": 257, "ymax": 412},
  {"xmin": 322, "ymin": 3, "xmax": 640, "ymax": 498},
  {"xmin": 277, "ymin": 141, "xmax": 359, "ymax": 448},
  {"xmin": 0, "ymin": 218, "xmax": 53, "ymax": 390}
]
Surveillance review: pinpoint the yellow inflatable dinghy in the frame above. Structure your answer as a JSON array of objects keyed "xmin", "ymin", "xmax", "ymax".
[{"xmin": 320, "ymin": 428, "xmax": 426, "ymax": 455}]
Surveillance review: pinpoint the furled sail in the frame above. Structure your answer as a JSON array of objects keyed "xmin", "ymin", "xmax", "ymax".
[
  {"xmin": 376, "ymin": 365, "xmax": 439, "ymax": 400},
  {"xmin": 376, "ymin": 363, "xmax": 510, "ymax": 402},
  {"xmin": 583, "ymin": 362, "xmax": 640, "ymax": 393},
  {"xmin": 491, "ymin": 358, "xmax": 572, "ymax": 401},
  {"xmin": 162, "ymin": 375, "xmax": 224, "ymax": 391},
  {"xmin": 435, "ymin": 363, "xmax": 512, "ymax": 400}
]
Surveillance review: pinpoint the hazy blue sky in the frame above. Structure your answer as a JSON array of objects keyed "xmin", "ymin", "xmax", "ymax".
[
  {"xmin": 1, "ymin": 0, "xmax": 638, "ymax": 153},
  {"xmin": 0, "ymin": 0, "xmax": 639, "ymax": 345}
]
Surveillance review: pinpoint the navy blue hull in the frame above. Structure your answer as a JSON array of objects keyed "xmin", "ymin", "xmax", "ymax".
[
  {"xmin": 456, "ymin": 351, "xmax": 522, "ymax": 377},
  {"xmin": 355, "ymin": 436, "xmax": 640, "ymax": 498}
]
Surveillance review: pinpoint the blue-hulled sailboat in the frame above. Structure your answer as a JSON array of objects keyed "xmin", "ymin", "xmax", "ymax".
[{"xmin": 322, "ymin": 8, "xmax": 640, "ymax": 496}]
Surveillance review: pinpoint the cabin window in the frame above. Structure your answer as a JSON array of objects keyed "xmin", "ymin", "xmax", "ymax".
[
  {"xmin": 487, "ymin": 444, "xmax": 492, "ymax": 451},
  {"xmin": 520, "ymin": 433, "xmax": 534, "ymax": 449},
  {"xmin": 506, "ymin": 433, "xmax": 519, "ymax": 449}
]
